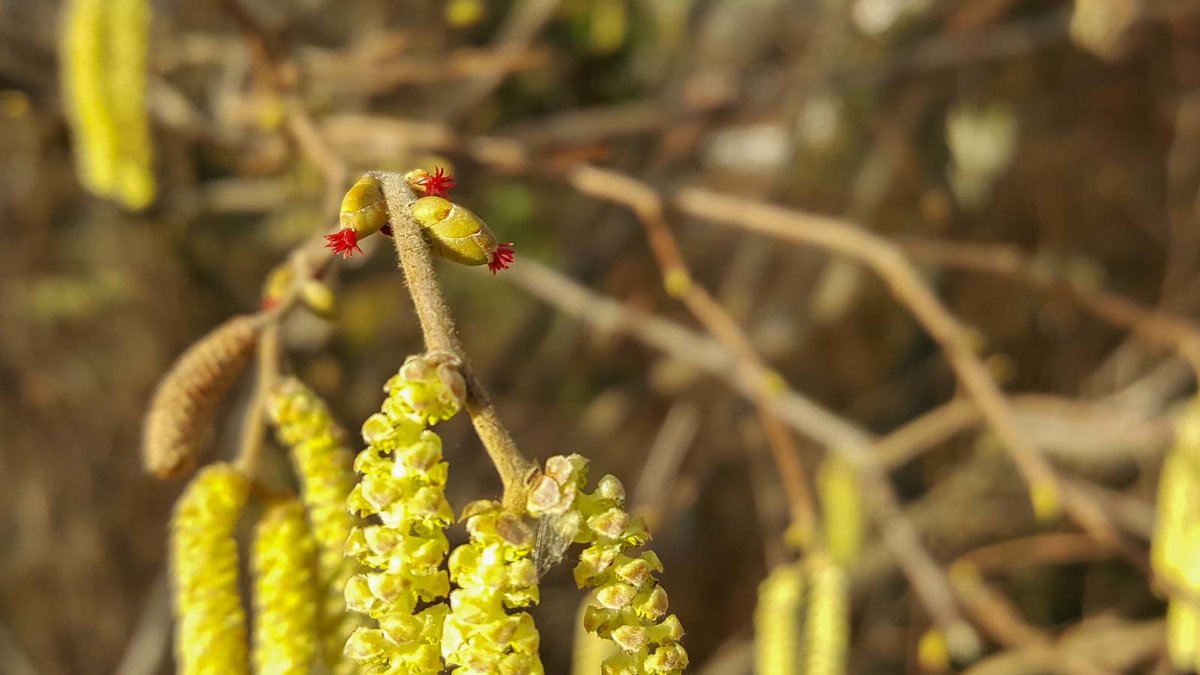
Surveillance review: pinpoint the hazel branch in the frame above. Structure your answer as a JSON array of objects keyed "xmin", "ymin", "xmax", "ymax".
[{"xmin": 375, "ymin": 171, "xmax": 537, "ymax": 512}]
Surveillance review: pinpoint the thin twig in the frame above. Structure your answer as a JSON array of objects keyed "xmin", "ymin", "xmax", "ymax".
[{"xmin": 564, "ymin": 164, "xmax": 821, "ymax": 545}]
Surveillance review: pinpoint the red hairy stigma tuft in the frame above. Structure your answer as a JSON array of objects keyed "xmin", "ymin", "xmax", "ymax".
[
  {"xmin": 324, "ymin": 229, "xmax": 362, "ymax": 259},
  {"xmin": 487, "ymin": 242, "xmax": 515, "ymax": 274},
  {"xmin": 415, "ymin": 167, "xmax": 457, "ymax": 198}
]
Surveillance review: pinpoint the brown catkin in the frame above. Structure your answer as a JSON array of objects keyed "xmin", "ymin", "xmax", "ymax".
[{"xmin": 142, "ymin": 315, "xmax": 260, "ymax": 477}]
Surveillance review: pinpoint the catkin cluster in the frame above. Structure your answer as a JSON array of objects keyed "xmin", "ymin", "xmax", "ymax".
[
  {"xmin": 170, "ymin": 463, "xmax": 251, "ymax": 675},
  {"xmin": 1152, "ymin": 400, "xmax": 1200, "ymax": 671},
  {"xmin": 527, "ymin": 454, "xmax": 688, "ymax": 675},
  {"xmin": 266, "ymin": 378, "xmax": 362, "ymax": 673},
  {"xmin": 752, "ymin": 555, "xmax": 849, "ymax": 675},
  {"xmin": 61, "ymin": 0, "xmax": 156, "ymax": 209},
  {"xmin": 343, "ymin": 354, "xmax": 467, "ymax": 672},
  {"xmin": 753, "ymin": 454, "xmax": 857, "ymax": 675},
  {"xmin": 443, "ymin": 500, "xmax": 544, "ymax": 673}
]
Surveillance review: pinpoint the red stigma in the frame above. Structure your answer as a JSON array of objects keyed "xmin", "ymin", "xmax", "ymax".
[
  {"xmin": 487, "ymin": 242, "xmax": 515, "ymax": 274},
  {"xmin": 416, "ymin": 167, "xmax": 457, "ymax": 198},
  {"xmin": 324, "ymin": 229, "xmax": 362, "ymax": 259}
]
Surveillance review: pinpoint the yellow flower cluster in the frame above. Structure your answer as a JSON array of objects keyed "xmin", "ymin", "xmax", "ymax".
[
  {"xmin": 61, "ymin": 0, "xmax": 155, "ymax": 209},
  {"xmin": 252, "ymin": 500, "xmax": 320, "ymax": 675},
  {"xmin": 266, "ymin": 377, "xmax": 361, "ymax": 673},
  {"xmin": 1153, "ymin": 400, "xmax": 1200, "ymax": 671},
  {"xmin": 343, "ymin": 354, "xmax": 466, "ymax": 673},
  {"xmin": 443, "ymin": 500, "xmax": 544, "ymax": 674},
  {"xmin": 169, "ymin": 462, "xmax": 250, "ymax": 675},
  {"xmin": 527, "ymin": 455, "xmax": 687, "ymax": 675}
]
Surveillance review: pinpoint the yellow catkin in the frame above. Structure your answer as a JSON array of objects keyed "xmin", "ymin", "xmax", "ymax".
[
  {"xmin": 443, "ymin": 501, "xmax": 544, "ymax": 674},
  {"xmin": 754, "ymin": 563, "xmax": 805, "ymax": 675},
  {"xmin": 817, "ymin": 457, "xmax": 863, "ymax": 567},
  {"xmin": 169, "ymin": 463, "xmax": 250, "ymax": 675},
  {"xmin": 1168, "ymin": 600, "xmax": 1200, "ymax": 670},
  {"xmin": 103, "ymin": 0, "xmax": 155, "ymax": 209},
  {"xmin": 342, "ymin": 354, "xmax": 465, "ymax": 672},
  {"xmin": 526, "ymin": 454, "xmax": 688, "ymax": 674},
  {"xmin": 266, "ymin": 378, "xmax": 361, "ymax": 673},
  {"xmin": 1152, "ymin": 401, "xmax": 1200, "ymax": 671},
  {"xmin": 252, "ymin": 499, "xmax": 320, "ymax": 675},
  {"xmin": 802, "ymin": 554, "xmax": 849, "ymax": 675},
  {"xmin": 61, "ymin": 0, "xmax": 155, "ymax": 208},
  {"xmin": 62, "ymin": 0, "xmax": 117, "ymax": 196}
]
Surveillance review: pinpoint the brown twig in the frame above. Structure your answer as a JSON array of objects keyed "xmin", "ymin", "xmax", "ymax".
[
  {"xmin": 671, "ymin": 186, "xmax": 1118, "ymax": 545},
  {"xmin": 375, "ymin": 172, "xmax": 537, "ymax": 511},
  {"xmin": 874, "ymin": 394, "xmax": 1171, "ymax": 471},
  {"xmin": 564, "ymin": 164, "xmax": 822, "ymax": 546}
]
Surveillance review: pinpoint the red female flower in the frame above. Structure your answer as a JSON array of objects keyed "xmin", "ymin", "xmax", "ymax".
[
  {"xmin": 487, "ymin": 242, "xmax": 515, "ymax": 274},
  {"xmin": 412, "ymin": 167, "xmax": 457, "ymax": 198},
  {"xmin": 324, "ymin": 229, "xmax": 362, "ymax": 259}
]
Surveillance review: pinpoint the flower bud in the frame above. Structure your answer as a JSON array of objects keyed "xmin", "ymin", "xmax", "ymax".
[{"xmin": 410, "ymin": 196, "xmax": 515, "ymax": 273}]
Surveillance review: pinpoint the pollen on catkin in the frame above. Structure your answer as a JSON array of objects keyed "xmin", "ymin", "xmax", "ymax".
[
  {"xmin": 754, "ymin": 563, "xmax": 804, "ymax": 675},
  {"xmin": 169, "ymin": 462, "xmax": 250, "ymax": 675},
  {"xmin": 266, "ymin": 377, "xmax": 361, "ymax": 673},
  {"xmin": 527, "ymin": 455, "xmax": 688, "ymax": 675},
  {"xmin": 1152, "ymin": 400, "xmax": 1200, "ymax": 672},
  {"xmin": 252, "ymin": 499, "xmax": 320, "ymax": 675},
  {"xmin": 343, "ymin": 353, "xmax": 466, "ymax": 673},
  {"xmin": 443, "ymin": 500, "xmax": 544, "ymax": 674}
]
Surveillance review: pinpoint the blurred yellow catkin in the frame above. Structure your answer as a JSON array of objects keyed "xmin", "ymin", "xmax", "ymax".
[
  {"xmin": 755, "ymin": 563, "xmax": 805, "ymax": 675},
  {"xmin": 252, "ymin": 499, "xmax": 320, "ymax": 675},
  {"xmin": 169, "ymin": 463, "xmax": 250, "ymax": 675},
  {"xmin": 1152, "ymin": 400, "xmax": 1200, "ymax": 671},
  {"xmin": 817, "ymin": 456, "xmax": 863, "ymax": 567},
  {"xmin": 61, "ymin": 0, "xmax": 155, "ymax": 209},
  {"xmin": 803, "ymin": 553, "xmax": 849, "ymax": 675}
]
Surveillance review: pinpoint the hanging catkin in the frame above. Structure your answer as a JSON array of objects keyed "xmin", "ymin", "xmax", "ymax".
[{"xmin": 142, "ymin": 315, "xmax": 261, "ymax": 477}]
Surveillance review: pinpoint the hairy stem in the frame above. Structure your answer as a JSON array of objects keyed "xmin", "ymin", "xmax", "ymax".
[{"xmin": 376, "ymin": 171, "xmax": 536, "ymax": 511}]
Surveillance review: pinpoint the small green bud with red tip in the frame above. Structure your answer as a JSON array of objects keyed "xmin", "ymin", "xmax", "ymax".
[
  {"xmin": 325, "ymin": 174, "xmax": 387, "ymax": 258},
  {"xmin": 411, "ymin": 196, "xmax": 514, "ymax": 274}
]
